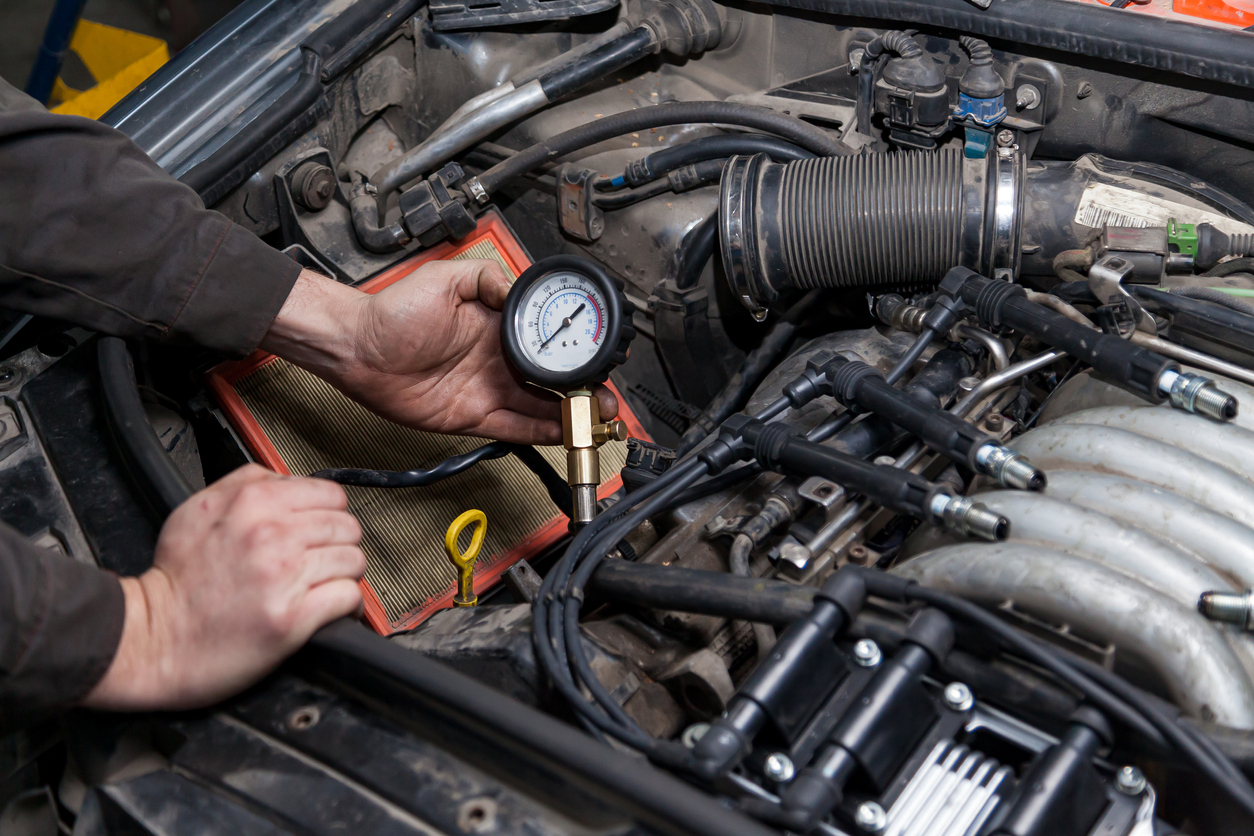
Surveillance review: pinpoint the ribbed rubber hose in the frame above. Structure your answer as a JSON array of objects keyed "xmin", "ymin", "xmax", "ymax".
[
  {"xmin": 745, "ymin": 150, "xmax": 965, "ymax": 290},
  {"xmin": 1172, "ymin": 286, "xmax": 1254, "ymax": 317},
  {"xmin": 472, "ymin": 102, "xmax": 847, "ymax": 197}
]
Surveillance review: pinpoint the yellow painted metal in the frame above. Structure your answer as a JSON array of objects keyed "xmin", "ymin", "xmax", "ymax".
[
  {"xmin": 51, "ymin": 20, "xmax": 168, "ymax": 120},
  {"xmin": 444, "ymin": 509, "xmax": 488, "ymax": 607}
]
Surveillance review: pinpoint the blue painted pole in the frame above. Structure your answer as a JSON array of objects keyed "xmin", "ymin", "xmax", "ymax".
[{"xmin": 25, "ymin": 0, "xmax": 91, "ymax": 104}]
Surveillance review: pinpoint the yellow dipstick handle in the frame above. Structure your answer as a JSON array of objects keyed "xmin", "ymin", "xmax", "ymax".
[{"xmin": 445, "ymin": 509, "xmax": 487, "ymax": 607}]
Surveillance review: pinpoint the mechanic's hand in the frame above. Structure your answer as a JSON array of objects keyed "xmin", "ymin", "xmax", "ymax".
[
  {"xmin": 82, "ymin": 465, "xmax": 365, "ymax": 711},
  {"xmin": 260, "ymin": 264, "xmax": 618, "ymax": 445}
]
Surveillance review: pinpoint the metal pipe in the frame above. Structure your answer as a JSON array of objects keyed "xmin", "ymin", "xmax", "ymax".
[
  {"xmin": 512, "ymin": 20, "xmax": 636, "ymax": 86},
  {"xmin": 955, "ymin": 325, "xmax": 1009, "ymax": 371},
  {"xmin": 1023, "ymin": 289, "xmax": 1096, "ymax": 329},
  {"xmin": 1046, "ymin": 405, "xmax": 1254, "ymax": 478},
  {"xmin": 371, "ymin": 79, "xmax": 551, "ymax": 210},
  {"xmin": 893, "ymin": 543, "xmax": 1254, "ymax": 728},
  {"xmin": 950, "ymin": 350, "xmax": 1066, "ymax": 418},
  {"xmin": 1012, "ymin": 424, "xmax": 1254, "ymax": 529},
  {"xmin": 1042, "ymin": 471, "xmax": 1254, "ymax": 589},
  {"xmin": 1131, "ymin": 331, "xmax": 1254, "ymax": 389}
]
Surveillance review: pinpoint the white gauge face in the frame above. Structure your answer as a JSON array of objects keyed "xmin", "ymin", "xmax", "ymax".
[{"xmin": 514, "ymin": 270, "xmax": 610, "ymax": 373}]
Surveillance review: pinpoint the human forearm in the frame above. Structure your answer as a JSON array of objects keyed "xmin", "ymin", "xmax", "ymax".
[
  {"xmin": 0, "ymin": 79, "xmax": 299, "ymax": 355},
  {"xmin": 258, "ymin": 268, "xmax": 370, "ymax": 383}
]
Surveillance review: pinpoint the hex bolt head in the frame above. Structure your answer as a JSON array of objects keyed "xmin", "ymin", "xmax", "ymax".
[
  {"xmin": 944, "ymin": 682, "xmax": 975, "ymax": 712},
  {"xmin": 292, "ymin": 161, "xmax": 337, "ymax": 212},
  {"xmin": 855, "ymin": 801, "xmax": 887, "ymax": 832},
  {"xmin": 984, "ymin": 413, "xmax": 1005, "ymax": 432},
  {"xmin": 1015, "ymin": 84, "xmax": 1042, "ymax": 110},
  {"xmin": 1115, "ymin": 765, "xmax": 1147, "ymax": 795},
  {"xmin": 853, "ymin": 639, "xmax": 883, "ymax": 668},
  {"xmin": 764, "ymin": 752, "xmax": 796, "ymax": 783},
  {"xmin": 996, "ymin": 129, "xmax": 1015, "ymax": 147}
]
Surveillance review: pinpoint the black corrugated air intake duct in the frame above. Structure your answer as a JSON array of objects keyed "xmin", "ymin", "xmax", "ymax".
[
  {"xmin": 719, "ymin": 149, "xmax": 1254, "ymax": 318},
  {"xmin": 719, "ymin": 148, "xmax": 1021, "ymax": 317}
]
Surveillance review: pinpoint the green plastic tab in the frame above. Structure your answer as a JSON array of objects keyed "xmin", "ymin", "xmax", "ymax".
[{"xmin": 1168, "ymin": 217, "xmax": 1198, "ymax": 257}]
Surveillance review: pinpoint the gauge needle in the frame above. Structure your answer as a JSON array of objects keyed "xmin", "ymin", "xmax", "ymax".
[{"xmin": 539, "ymin": 302, "xmax": 586, "ymax": 349}]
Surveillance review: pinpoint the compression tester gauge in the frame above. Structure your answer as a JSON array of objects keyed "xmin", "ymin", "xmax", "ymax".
[{"xmin": 502, "ymin": 255, "xmax": 636, "ymax": 524}]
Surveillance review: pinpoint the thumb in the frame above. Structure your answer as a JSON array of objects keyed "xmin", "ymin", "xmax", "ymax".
[{"xmin": 450, "ymin": 259, "xmax": 513, "ymax": 310}]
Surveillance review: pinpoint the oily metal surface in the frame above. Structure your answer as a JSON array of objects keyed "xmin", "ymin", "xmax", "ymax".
[{"xmin": 235, "ymin": 358, "xmax": 629, "ymax": 625}]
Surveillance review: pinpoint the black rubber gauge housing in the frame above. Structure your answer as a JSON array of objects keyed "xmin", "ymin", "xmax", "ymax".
[{"xmin": 501, "ymin": 254, "xmax": 635, "ymax": 390}]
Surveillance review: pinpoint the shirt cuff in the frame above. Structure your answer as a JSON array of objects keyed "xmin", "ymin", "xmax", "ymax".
[
  {"xmin": 0, "ymin": 530, "xmax": 125, "ymax": 734},
  {"xmin": 164, "ymin": 222, "xmax": 303, "ymax": 357}
]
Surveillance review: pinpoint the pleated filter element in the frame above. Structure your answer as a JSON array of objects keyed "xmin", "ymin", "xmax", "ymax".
[{"xmin": 208, "ymin": 214, "xmax": 649, "ymax": 633}]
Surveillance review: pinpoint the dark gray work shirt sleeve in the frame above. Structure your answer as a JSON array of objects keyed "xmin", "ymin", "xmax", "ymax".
[
  {"xmin": 0, "ymin": 77, "xmax": 301, "ymax": 355},
  {"xmin": 0, "ymin": 79, "xmax": 299, "ymax": 726},
  {"xmin": 0, "ymin": 526, "xmax": 125, "ymax": 733}
]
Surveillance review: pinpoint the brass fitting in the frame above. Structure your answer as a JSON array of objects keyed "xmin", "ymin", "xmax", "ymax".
[{"xmin": 561, "ymin": 391, "xmax": 626, "ymax": 524}]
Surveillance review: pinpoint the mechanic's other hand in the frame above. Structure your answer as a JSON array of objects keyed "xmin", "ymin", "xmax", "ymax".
[
  {"xmin": 260, "ymin": 265, "xmax": 618, "ymax": 445},
  {"xmin": 82, "ymin": 465, "xmax": 365, "ymax": 711}
]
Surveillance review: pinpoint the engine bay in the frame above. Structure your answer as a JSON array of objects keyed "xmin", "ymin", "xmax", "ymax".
[{"xmin": 14, "ymin": 0, "xmax": 1254, "ymax": 833}]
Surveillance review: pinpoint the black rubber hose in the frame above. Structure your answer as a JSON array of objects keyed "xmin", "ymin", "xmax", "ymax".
[
  {"xmin": 538, "ymin": 26, "xmax": 657, "ymax": 101},
  {"xmin": 621, "ymin": 134, "xmax": 814, "ymax": 187},
  {"xmin": 313, "ymin": 441, "xmax": 514, "ymax": 487},
  {"xmin": 885, "ymin": 330, "xmax": 934, "ymax": 386},
  {"xmin": 1132, "ymin": 284, "xmax": 1254, "ymax": 345},
  {"xmin": 471, "ymin": 102, "xmax": 847, "ymax": 199},
  {"xmin": 673, "ymin": 213, "xmax": 718, "ymax": 290},
  {"xmin": 1203, "ymin": 258, "xmax": 1254, "ymax": 278},
  {"xmin": 591, "ymin": 561, "xmax": 815, "ymax": 623},
  {"xmin": 593, "ymin": 178, "xmax": 675, "ymax": 210},
  {"xmin": 97, "ymin": 337, "xmax": 194, "ymax": 516},
  {"xmin": 1172, "ymin": 286, "xmax": 1254, "ymax": 317},
  {"xmin": 313, "ymin": 441, "xmax": 573, "ymax": 517},
  {"xmin": 676, "ymin": 289, "xmax": 821, "ymax": 456},
  {"xmin": 349, "ymin": 179, "xmax": 410, "ymax": 252}
]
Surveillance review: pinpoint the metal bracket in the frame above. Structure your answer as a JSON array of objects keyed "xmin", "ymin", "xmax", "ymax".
[
  {"xmin": 556, "ymin": 166, "xmax": 605, "ymax": 242},
  {"xmin": 798, "ymin": 476, "xmax": 845, "ymax": 509},
  {"xmin": 1088, "ymin": 254, "xmax": 1157, "ymax": 337}
]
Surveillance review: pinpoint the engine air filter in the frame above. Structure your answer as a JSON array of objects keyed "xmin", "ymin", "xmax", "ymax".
[{"xmin": 207, "ymin": 213, "xmax": 648, "ymax": 634}]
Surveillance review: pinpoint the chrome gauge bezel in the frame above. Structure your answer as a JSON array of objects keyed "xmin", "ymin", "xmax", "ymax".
[{"xmin": 501, "ymin": 255, "xmax": 633, "ymax": 390}]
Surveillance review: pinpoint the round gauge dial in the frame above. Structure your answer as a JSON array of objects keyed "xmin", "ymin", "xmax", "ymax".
[
  {"xmin": 501, "ymin": 255, "xmax": 635, "ymax": 390},
  {"xmin": 517, "ymin": 272, "xmax": 609, "ymax": 373}
]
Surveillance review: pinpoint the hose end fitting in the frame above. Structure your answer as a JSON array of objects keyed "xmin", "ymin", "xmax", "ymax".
[
  {"xmin": 931, "ymin": 493, "xmax": 1010, "ymax": 541},
  {"xmin": 974, "ymin": 443, "xmax": 1047, "ymax": 491},
  {"xmin": 1198, "ymin": 589, "xmax": 1254, "ymax": 631},
  {"xmin": 1158, "ymin": 369, "xmax": 1239, "ymax": 421}
]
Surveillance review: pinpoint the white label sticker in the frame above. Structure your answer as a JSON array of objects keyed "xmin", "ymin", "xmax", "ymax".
[{"xmin": 1074, "ymin": 182, "xmax": 1254, "ymax": 236}]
